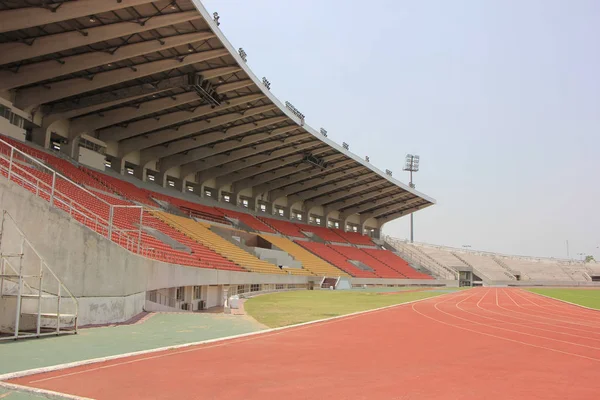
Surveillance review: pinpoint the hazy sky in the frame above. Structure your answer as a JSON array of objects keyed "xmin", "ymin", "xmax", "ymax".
[{"xmin": 200, "ymin": 0, "xmax": 600, "ymax": 260}]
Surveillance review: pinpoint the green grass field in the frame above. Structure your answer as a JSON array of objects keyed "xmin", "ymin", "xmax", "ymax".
[
  {"xmin": 244, "ymin": 289, "xmax": 452, "ymax": 328},
  {"xmin": 527, "ymin": 288, "xmax": 600, "ymax": 309}
]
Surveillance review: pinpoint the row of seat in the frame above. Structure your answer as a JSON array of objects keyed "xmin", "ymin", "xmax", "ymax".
[
  {"xmin": 152, "ymin": 211, "xmax": 299, "ymax": 275},
  {"xmin": 329, "ymin": 244, "xmax": 407, "ymax": 279},
  {"xmin": 261, "ymin": 235, "xmax": 349, "ymax": 277},
  {"xmin": 362, "ymin": 248, "xmax": 432, "ymax": 279},
  {"xmin": 83, "ymin": 168, "xmax": 158, "ymax": 207},
  {"xmin": 296, "ymin": 241, "xmax": 378, "ymax": 278},
  {"xmin": 217, "ymin": 208, "xmax": 276, "ymax": 233},
  {"xmin": 1, "ymin": 136, "xmax": 431, "ymax": 280}
]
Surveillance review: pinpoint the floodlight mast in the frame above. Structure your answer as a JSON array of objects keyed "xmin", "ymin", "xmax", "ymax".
[{"xmin": 403, "ymin": 154, "xmax": 420, "ymax": 243}]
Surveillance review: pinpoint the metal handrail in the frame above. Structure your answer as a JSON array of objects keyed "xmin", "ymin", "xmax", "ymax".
[
  {"xmin": 0, "ymin": 141, "xmax": 187, "ymax": 263},
  {"xmin": 383, "ymin": 235, "xmax": 457, "ymax": 280}
]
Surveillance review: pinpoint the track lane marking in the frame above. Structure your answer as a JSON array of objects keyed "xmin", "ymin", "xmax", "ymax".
[{"xmin": 411, "ymin": 289, "xmax": 600, "ymax": 362}]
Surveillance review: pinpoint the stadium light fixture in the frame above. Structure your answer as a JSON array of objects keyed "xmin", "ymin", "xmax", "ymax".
[
  {"xmin": 213, "ymin": 12, "xmax": 220, "ymax": 26},
  {"xmin": 403, "ymin": 154, "xmax": 420, "ymax": 243},
  {"xmin": 342, "ymin": 142, "xmax": 349, "ymax": 150},
  {"xmin": 320, "ymin": 128, "xmax": 328, "ymax": 137},
  {"xmin": 238, "ymin": 48, "xmax": 247, "ymax": 62},
  {"xmin": 262, "ymin": 77, "xmax": 271, "ymax": 90}
]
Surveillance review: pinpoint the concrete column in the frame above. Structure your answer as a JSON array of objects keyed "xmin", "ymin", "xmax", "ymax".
[
  {"xmin": 61, "ymin": 136, "xmax": 79, "ymax": 160},
  {"xmin": 133, "ymin": 165, "xmax": 146, "ymax": 181},
  {"xmin": 30, "ymin": 127, "xmax": 50, "ymax": 149},
  {"xmin": 110, "ymin": 157, "xmax": 126, "ymax": 175},
  {"xmin": 155, "ymin": 171, "xmax": 168, "ymax": 188},
  {"xmin": 222, "ymin": 286, "xmax": 230, "ymax": 314},
  {"xmin": 173, "ymin": 178, "xmax": 184, "ymax": 193}
]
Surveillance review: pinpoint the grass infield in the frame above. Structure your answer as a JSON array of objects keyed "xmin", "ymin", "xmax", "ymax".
[
  {"xmin": 244, "ymin": 289, "xmax": 449, "ymax": 328},
  {"xmin": 526, "ymin": 288, "xmax": 600, "ymax": 310}
]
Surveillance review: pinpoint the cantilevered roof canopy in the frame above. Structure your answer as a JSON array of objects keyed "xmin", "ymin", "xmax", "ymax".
[{"xmin": 0, "ymin": 0, "xmax": 435, "ymax": 226}]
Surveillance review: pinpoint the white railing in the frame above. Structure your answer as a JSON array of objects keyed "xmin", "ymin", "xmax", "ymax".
[{"xmin": 0, "ymin": 138, "xmax": 195, "ymax": 266}]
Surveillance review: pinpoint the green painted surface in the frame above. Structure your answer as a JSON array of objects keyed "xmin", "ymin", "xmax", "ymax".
[
  {"xmin": 0, "ymin": 387, "xmax": 49, "ymax": 400},
  {"xmin": 245, "ymin": 288, "xmax": 452, "ymax": 328},
  {"xmin": 527, "ymin": 288, "xmax": 600, "ymax": 309},
  {"xmin": 0, "ymin": 313, "xmax": 264, "ymax": 376}
]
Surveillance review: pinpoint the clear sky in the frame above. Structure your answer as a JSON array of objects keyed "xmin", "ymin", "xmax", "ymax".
[{"xmin": 200, "ymin": 0, "xmax": 600, "ymax": 260}]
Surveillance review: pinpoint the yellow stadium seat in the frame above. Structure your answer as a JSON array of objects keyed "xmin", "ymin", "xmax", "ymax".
[
  {"xmin": 260, "ymin": 234, "xmax": 348, "ymax": 277},
  {"xmin": 152, "ymin": 212, "xmax": 312, "ymax": 275}
]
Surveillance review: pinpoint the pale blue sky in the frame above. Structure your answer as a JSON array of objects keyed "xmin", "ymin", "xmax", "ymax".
[{"xmin": 201, "ymin": 0, "xmax": 600, "ymax": 259}]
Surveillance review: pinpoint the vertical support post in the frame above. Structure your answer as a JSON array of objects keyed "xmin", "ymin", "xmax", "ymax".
[
  {"xmin": 50, "ymin": 171, "xmax": 56, "ymax": 207},
  {"xmin": 0, "ymin": 259, "xmax": 3, "ymax": 298},
  {"xmin": 108, "ymin": 206, "xmax": 114, "ymax": 240},
  {"xmin": 7, "ymin": 147, "xmax": 14, "ymax": 180},
  {"xmin": 0, "ymin": 211, "xmax": 4, "ymax": 298},
  {"xmin": 13, "ymin": 237, "xmax": 25, "ymax": 339},
  {"xmin": 56, "ymin": 283, "xmax": 61, "ymax": 335},
  {"xmin": 138, "ymin": 207, "xmax": 143, "ymax": 254},
  {"xmin": 36, "ymin": 258, "xmax": 43, "ymax": 336},
  {"xmin": 409, "ymin": 169, "xmax": 414, "ymax": 243},
  {"xmin": 14, "ymin": 275, "xmax": 22, "ymax": 339}
]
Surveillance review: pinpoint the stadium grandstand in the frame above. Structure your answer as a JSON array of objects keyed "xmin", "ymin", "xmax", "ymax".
[
  {"xmin": 0, "ymin": 1, "xmax": 599, "ymax": 399},
  {"xmin": 0, "ymin": 0, "xmax": 598, "ymax": 341},
  {"xmin": 0, "ymin": 0, "xmax": 440, "ymax": 337}
]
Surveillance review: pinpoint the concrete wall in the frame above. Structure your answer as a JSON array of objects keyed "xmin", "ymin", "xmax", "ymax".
[
  {"xmin": 0, "ymin": 178, "xmax": 309, "ymax": 327},
  {"xmin": 0, "ymin": 117, "xmax": 26, "ymax": 141},
  {"xmin": 78, "ymin": 147, "xmax": 106, "ymax": 170},
  {"xmin": 350, "ymin": 278, "xmax": 459, "ymax": 287}
]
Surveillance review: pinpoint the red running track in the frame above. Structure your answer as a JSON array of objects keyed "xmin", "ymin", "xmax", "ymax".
[{"xmin": 8, "ymin": 288, "xmax": 600, "ymax": 399}]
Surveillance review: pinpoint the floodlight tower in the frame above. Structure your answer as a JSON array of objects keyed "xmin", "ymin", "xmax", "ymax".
[{"xmin": 403, "ymin": 154, "xmax": 420, "ymax": 243}]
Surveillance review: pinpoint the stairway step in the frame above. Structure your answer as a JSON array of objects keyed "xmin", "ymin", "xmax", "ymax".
[
  {"xmin": 22, "ymin": 312, "xmax": 76, "ymax": 319},
  {"xmin": 4, "ymin": 293, "xmax": 55, "ymax": 298},
  {"xmin": 0, "ymin": 253, "xmax": 24, "ymax": 258}
]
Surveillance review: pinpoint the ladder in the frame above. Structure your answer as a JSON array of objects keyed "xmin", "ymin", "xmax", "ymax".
[{"xmin": 0, "ymin": 210, "xmax": 78, "ymax": 340}]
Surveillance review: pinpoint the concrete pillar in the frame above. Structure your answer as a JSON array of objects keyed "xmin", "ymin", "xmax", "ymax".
[
  {"xmin": 173, "ymin": 178, "xmax": 185, "ymax": 193},
  {"xmin": 61, "ymin": 136, "xmax": 79, "ymax": 160},
  {"xmin": 222, "ymin": 286, "xmax": 230, "ymax": 314},
  {"xmin": 155, "ymin": 171, "xmax": 168, "ymax": 188},
  {"xmin": 110, "ymin": 157, "xmax": 126, "ymax": 175},
  {"xmin": 133, "ymin": 165, "xmax": 146, "ymax": 181},
  {"xmin": 30, "ymin": 127, "xmax": 50, "ymax": 149}
]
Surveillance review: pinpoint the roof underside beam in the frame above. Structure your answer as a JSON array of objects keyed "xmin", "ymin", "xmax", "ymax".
[
  {"xmin": 117, "ymin": 95, "xmax": 266, "ymax": 155},
  {"xmin": 0, "ymin": 0, "xmax": 156, "ymax": 34},
  {"xmin": 192, "ymin": 136, "xmax": 315, "ymax": 183},
  {"xmin": 0, "ymin": 11, "xmax": 202, "ymax": 65},
  {"xmin": 0, "ymin": 31, "xmax": 215, "ymax": 90},
  {"xmin": 340, "ymin": 191, "xmax": 414, "ymax": 218},
  {"xmin": 42, "ymin": 75, "xmax": 191, "ymax": 116},
  {"xmin": 43, "ymin": 87, "xmax": 173, "ymax": 128},
  {"xmin": 71, "ymin": 90, "xmax": 201, "ymax": 137},
  {"xmin": 267, "ymin": 165, "xmax": 365, "ymax": 202},
  {"xmin": 228, "ymin": 150, "xmax": 340, "ymax": 191},
  {"xmin": 376, "ymin": 203, "xmax": 431, "ymax": 225},
  {"xmin": 305, "ymin": 180, "xmax": 386, "ymax": 210},
  {"xmin": 363, "ymin": 198, "xmax": 426, "ymax": 222},
  {"xmin": 154, "ymin": 117, "xmax": 290, "ymax": 170},
  {"xmin": 284, "ymin": 172, "xmax": 376, "ymax": 207},
  {"xmin": 15, "ymin": 48, "xmax": 229, "ymax": 109},
  {"xmin": 99, "ymin": 73, "xmax": 251, "ymax": 142},
  {"xmin": 331, "ymin": 186, "xmax": 400, "ymax": 215}
]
